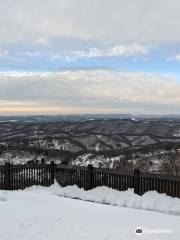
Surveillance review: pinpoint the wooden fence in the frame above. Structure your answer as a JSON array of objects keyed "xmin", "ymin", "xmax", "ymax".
[{"xmin": 0, "ymin": 162, "xmax": 180, "ymax": 198}]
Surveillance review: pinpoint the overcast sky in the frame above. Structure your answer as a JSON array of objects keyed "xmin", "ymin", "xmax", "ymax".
[{"xmin": 1, "ymin": 0, "xmax": 180, "ymax": 115}]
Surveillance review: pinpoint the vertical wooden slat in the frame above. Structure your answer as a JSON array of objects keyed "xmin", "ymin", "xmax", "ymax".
[{"xmin": 0, "ymin": 163, "xmax": 180, "ymax": 199}]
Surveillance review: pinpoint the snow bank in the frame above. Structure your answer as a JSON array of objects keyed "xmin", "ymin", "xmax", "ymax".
[
  {"xmin": 0, "ymin": 188, "xmax": 179, "ymax": 240},
  {"xmin": 24, "ymin": 182, "xmax": 180, "ymax": 216}
]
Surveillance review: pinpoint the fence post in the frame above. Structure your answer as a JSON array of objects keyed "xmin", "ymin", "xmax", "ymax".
[
  {"xmin": 50, "ymin": 161, "xmax": 55, "ymax": 185},
  {"xmin": 134, "ymin": 169, "xmax": 140, "ymax": 195},
  {"xmin": 4, "ymin": 162, "xmax": 11, "ymax": 190},
  {"xmin": 87, "ymin": 164, "xmax": 93, "ymax": 190}
]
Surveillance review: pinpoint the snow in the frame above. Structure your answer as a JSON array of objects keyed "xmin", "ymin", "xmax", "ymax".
[
  {"xmin": 0, "ymin": 185, "xmax": 179, "ymax": 240},
  {"xmin": 26, "ymin": 182, "xmax": 180, "ymax": 216},
  {"xmin": 71, "ymin": 153, "xmax": 124, "ymax": 168}
]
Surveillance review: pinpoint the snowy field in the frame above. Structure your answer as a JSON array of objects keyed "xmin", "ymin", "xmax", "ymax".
[{"xmin": 0, "ymin": 185, "xmax": 179, "ymax": 240}]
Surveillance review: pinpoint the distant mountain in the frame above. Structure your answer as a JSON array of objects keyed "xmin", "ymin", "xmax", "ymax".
[
  {"xmin": 0, "ymin": 117, "xmax": 180, "ymax": 175},
  {"xmin": 1, "ymin": 114, "xmax": 180, "ymax": 123}
]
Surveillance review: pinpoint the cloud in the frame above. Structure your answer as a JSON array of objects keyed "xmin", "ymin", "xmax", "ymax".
[
  {"xmin": 23, "ymin": 52, "xmax": 40, "ymax": 57},
  {"xmin": 51, "ymin": 44, "xmax": 150, "ymax": 61},
  {"xmin": 175, "ymin": 55, "xmax": 180, "ymax": 60},
  {"xmin": 0, "ymin": 50, "xmax": 9, "ymax": 57},
  {"xmin": 0, "ymin": 0, "xmax": 180, "ymax": 44},
  {"xmin": 0, "ymin": 49, "xmax": 26, "ymax": 63},
  {"xmin": 1, "ymin": 69, "xmax": 180, "ymax": 114},
  {"xmin": 167, "ymin": 54, "xmax": 180, "ymax": 61},
  {"xmin": 0, "ymin": 42, "xmax": 151, "ymax": 70}
]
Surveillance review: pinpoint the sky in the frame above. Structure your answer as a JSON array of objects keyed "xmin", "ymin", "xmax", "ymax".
[{"xmin": 1, "ymin": 0, "xmax": 180, "ymax": 115}]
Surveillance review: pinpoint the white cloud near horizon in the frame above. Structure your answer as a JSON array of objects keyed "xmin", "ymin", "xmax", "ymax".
[
  {"xmin": 1, "ymin": 69, "xmax": 180, "ymax": 115},
  {"xmin": 0, "ymin": 0, "xmax": 180, "ymax": 44}
]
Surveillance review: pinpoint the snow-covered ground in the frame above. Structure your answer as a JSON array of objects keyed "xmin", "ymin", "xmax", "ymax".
[{"xmin": 0, "ymin": 185, "xmax": 179, "ymax": 240}]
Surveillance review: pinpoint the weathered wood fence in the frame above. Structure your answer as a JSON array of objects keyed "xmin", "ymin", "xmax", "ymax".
[{"xmin": 0, "ymin": 162, "xmax": 180, "ymax": 198}]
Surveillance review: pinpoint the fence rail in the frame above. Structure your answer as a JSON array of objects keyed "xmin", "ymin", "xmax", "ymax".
[{"xmin": 0, "ymin": 162, "xmax": 180, "ymax": 198}]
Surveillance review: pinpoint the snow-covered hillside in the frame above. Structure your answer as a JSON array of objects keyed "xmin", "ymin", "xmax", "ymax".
[
  {"xmin": 71, "ymin": 153, "xmax": 124, "ymax": 168},
  {"xmin": 1, "ymin": 119, "xmax": 180, "ymax": 175},
  {"xmin": 0, "ymin": 185, "xmax": 179, "ymax": 240}
]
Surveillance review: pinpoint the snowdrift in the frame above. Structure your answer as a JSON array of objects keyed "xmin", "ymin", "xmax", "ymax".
[{"xmin": 24, "ymin": 182, "xmax": 180, "ymax": 216}]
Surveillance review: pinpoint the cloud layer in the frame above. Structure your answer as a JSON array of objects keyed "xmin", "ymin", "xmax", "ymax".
[
  {"xmin": 0, "ymin": 0, "xmax": 180, "ymax": 44},
  {"xmin": 0, "ymin": 69, "xmax": 180, "ymax": 115},
  {"xmin": 0, "ymin": 1, "xmax": 180, "ymax": 115}
]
